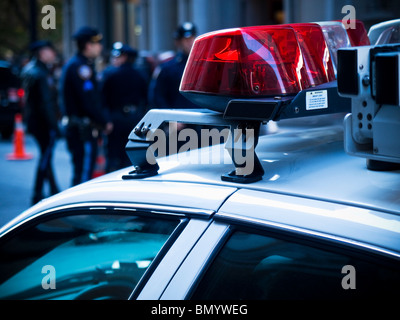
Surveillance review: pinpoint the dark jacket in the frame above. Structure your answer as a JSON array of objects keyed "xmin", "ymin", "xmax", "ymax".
[
  {"xmin": 21, "ymin": 58, "xmax": 59, "ymax": 135},
  {"xmin": 101, "ymin": 61, "xmax": 147, "ymax": 115},
  {"xmin": 101, "ymin": 61, "xmax": 148, "ymax": 133},
  {"xmin": 151, "ymin": 51, "xmax": 198, "ymax": 109},
  {"xmin": 60, "ymin": 53, "xmax": 108, "ymax": 127}
]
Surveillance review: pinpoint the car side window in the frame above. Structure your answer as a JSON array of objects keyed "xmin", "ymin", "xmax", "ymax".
[
  {"xmin": 0, "ymin": 210, "xmax": 181, "ymax": 300},
  {"xmin": 191, "ymin": 230, "xmax": 400, "ymax": 300}
]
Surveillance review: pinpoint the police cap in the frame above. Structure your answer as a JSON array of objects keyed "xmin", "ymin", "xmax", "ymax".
[
  {"xmin": 174, "ymin": 22, "xmax": 197, "ymax": 40},
  {"xmin": 111, "ymin": 42, "xmax": 138, "ymax": 58},
  {"xmin": 29, "ymin": 40, "xmax": 54, "ymax": 53},
  {"xmin": 73, "ymin": 26, "xmax": 103, "ymax": 44}
]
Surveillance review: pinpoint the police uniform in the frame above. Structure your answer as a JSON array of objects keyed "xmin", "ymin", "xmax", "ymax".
[
  {"xmin": 60, "ymin": 27, "xmax": 109, "ymax": 186},
  {"xmin": 101, "ymin": 43, "xmax": 148, "ymax": 172},
  {"xmin": 150, "ymin": 22, "xmax": 199, "ymax": 109},
  {"xmin": 21, "ymin": 40, "xmax": 60, "ymax": 204}
]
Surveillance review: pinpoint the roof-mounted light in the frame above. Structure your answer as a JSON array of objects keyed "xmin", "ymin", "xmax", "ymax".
[
  {"xmin": 316, "ymin": 21, "xmax": 351, "ymax": 74},
  {"xmin": 125, "ymin": 20, "xmax": 395, "ymax": 184},
  {"xmin": 368, "ymin": 19, "xmax": 400, "ymax": 45},
  {"xmin": 343, "ymin": 20, "xmax": 370, "ymax": 47},
  {"xmin": 124, "ymin": 22, "xmax": 358, "ymax": 184},
  {"xmin": 290, "ymin": 23, "xmax": 336, "ymax": 84},
  {"xmin": 180, "ymin": 24, "xmax": 335, "ymax": 112}
]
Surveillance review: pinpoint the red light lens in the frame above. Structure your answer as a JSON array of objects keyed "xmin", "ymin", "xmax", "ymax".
[
  {"xmin": 181, "ymin": 26, "xmax": 304, "ymax": 98},
  {"xmin": 180, "ymin": 24, "xmax": 335, "ymax": 105},
  {"xmin": 344, "ymin": 20, "xmax": 370, "ymax": 46},
  {"xmin": 17, "ymin": 88, "xmax": 25, "ymax": 98},
  {"xmin": 290, "ymin": 23, "xmax": 336, "ymax": 84}
]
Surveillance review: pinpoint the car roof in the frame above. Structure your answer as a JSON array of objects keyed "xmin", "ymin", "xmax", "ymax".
[
  {"xmin": 0, "ymin": 180, "xmax": 236, "ymax": 234},
  {"xmin": 142, "ymin": 114, "xmax": 400, "ymax": 216},
  {"xmin": 2, "ymin": 114, "xmax": 399, "ymax": 235}
]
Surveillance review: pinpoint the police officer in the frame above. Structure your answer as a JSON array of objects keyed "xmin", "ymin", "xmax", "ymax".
[
  {"xmin": 150, "ymin": 22, "xmax": 199, "ymax": 109},
  {"xmin": 101, "ymin": 42, "xmax": 148, "ymax": 172},
  {"xmin": 21, "ymin": 40, "xmax": 60, "ymax": 204},
  {"xmin": 60, "ymin": 26, "xmax": 113, "ymax": 186}
]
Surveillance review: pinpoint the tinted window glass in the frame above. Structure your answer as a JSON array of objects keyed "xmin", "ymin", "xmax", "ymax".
[
  {"xmin": 0, "ymin": 211, "xmax": 180, "ymax": 300},
  {"xmin": 191, "ymin": 231, "xmax": 400, "ymax": 299}
]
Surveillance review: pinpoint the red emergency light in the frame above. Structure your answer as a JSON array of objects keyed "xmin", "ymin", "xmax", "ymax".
[
  {"xmin": 180, "ymin": 23, "xmax": 336, "ymax": 111},
  {"xmin": 290, "ymin": 23, "xmax": 336, "ymax": 84},
  {"xmin": 344, "ymin": 20, "xmax": 370, "ymax": 46},
  {"xmin": 17, "ymin": 88, "xmax": 25, "ymax": 99}
]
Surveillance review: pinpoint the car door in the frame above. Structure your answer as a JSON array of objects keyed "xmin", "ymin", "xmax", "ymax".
[
  {"xmin": 0, "ymin": 203, "xmax": 211, "ymax": 300},
  {"xmin": 160, "ymin": 190, "xmax": 400, "ymax": 300}
]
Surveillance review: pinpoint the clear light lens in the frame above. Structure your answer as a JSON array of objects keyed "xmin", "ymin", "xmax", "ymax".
[
  {"xmin": 317, "ymin": 21, "xmax": 351, "ymax": 74},
  {"xmin": 375, "ymin": 25, "xmax": 400, "ymax": 45}
]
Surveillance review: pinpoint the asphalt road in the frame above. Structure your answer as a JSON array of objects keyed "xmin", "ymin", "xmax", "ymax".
[{"xmin": 0, "ymin": 134, "xmax": 72, "ymax": 227}]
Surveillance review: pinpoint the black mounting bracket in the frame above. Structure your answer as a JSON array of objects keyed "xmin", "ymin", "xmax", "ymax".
[
  {"xmin": 123, "ymin": 81, "xmax": 351, "ymax": 184},
  {"xmin": 123, "ymin": 109, "xmax": 265, "ymax": 183}
]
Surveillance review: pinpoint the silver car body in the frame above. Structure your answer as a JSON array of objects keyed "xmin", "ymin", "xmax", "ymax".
[{"xmin": 1, "ymin": 115, "xmax": 399, "ymax": 299}]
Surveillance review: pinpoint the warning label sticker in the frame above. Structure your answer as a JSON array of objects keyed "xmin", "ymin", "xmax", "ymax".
[{"xmin": 306, "ymin": 90, "xmax": 328, "ymax": 110}]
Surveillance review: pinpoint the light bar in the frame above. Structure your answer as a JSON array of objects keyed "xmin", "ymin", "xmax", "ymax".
[
  {"xmin": 342, "ymin": 20, "xmax": 370, "ymax": 46},
  {"xmin": 180, "ymin": 24, "xmax": 335, "ymax": 112},
  {"xmin": 290, "ymin": 23, "xmax": 336, "ymax": 85},
  {"xmin": 317, "ymin": 21, "xmax": 351, "ymax": 74},
  {"xmin": 368, "ymin": 19, "xmax": 400, "ymax": 45}
]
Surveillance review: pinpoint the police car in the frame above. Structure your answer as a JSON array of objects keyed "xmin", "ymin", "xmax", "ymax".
[{"xmin": 0, "ymin": 19, "xmax": 399, "ymax": 301}]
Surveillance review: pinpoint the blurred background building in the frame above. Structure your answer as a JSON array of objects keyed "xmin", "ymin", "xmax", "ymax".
[
  {"xmin": 62, "ymin": 0, "xmax": 400, "ymax": 60},
  {"xmin": 1, "ymin": 0, "xmax": 400, "ymax": 63}
]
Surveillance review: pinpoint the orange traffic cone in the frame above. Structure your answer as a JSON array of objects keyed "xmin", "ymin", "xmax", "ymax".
[
  {"xmin": 6, "ymin": 113, "xmax": 33, "ymax": 160},
  {"xmin": 92, "ymin": 137, "xmax": 106, "ymax": 178}
]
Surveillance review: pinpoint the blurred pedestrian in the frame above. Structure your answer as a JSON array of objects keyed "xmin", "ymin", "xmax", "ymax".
[
  {"xmin": 60, "ymin": 26, "xmax": 113, "ymax": 186},
  {"xmin": 21, "ymin": 40, "xmax": 60, "ymax": 204},
  {"xmin": 101, "ymin": 42, "xmax": 148, "ymax": 172},
  {"xmin": 148, "ymin": 22, "xmax": 201, "ymax": 154},
  {"xmin": 150, "ymin": 22, "xmax": 198, "ymax": 109}
]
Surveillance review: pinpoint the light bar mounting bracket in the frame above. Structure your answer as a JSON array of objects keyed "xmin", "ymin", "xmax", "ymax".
[
  {"xmin": 124, "ymin": 81, "xmax": 351, "ymax": 184},
  {"xmin": 123, "ymin": 109, "xmax": 265, "ymax": 183}
]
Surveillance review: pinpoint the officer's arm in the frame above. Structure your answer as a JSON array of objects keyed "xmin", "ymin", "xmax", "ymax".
[
  {"xmin": 152, "ymin": 67, "xmax": 171, "ymax": 108},
  {"xmin": 38, "ymin": 75, "xmax": 59, "ymax": 132},
  {"xmin": 99, "ymin": 71, "xmax": 112, "ymax": 113},
  {"xmin": 137, "ymin": 73, "xmax": 148, "ymax": 108}
]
